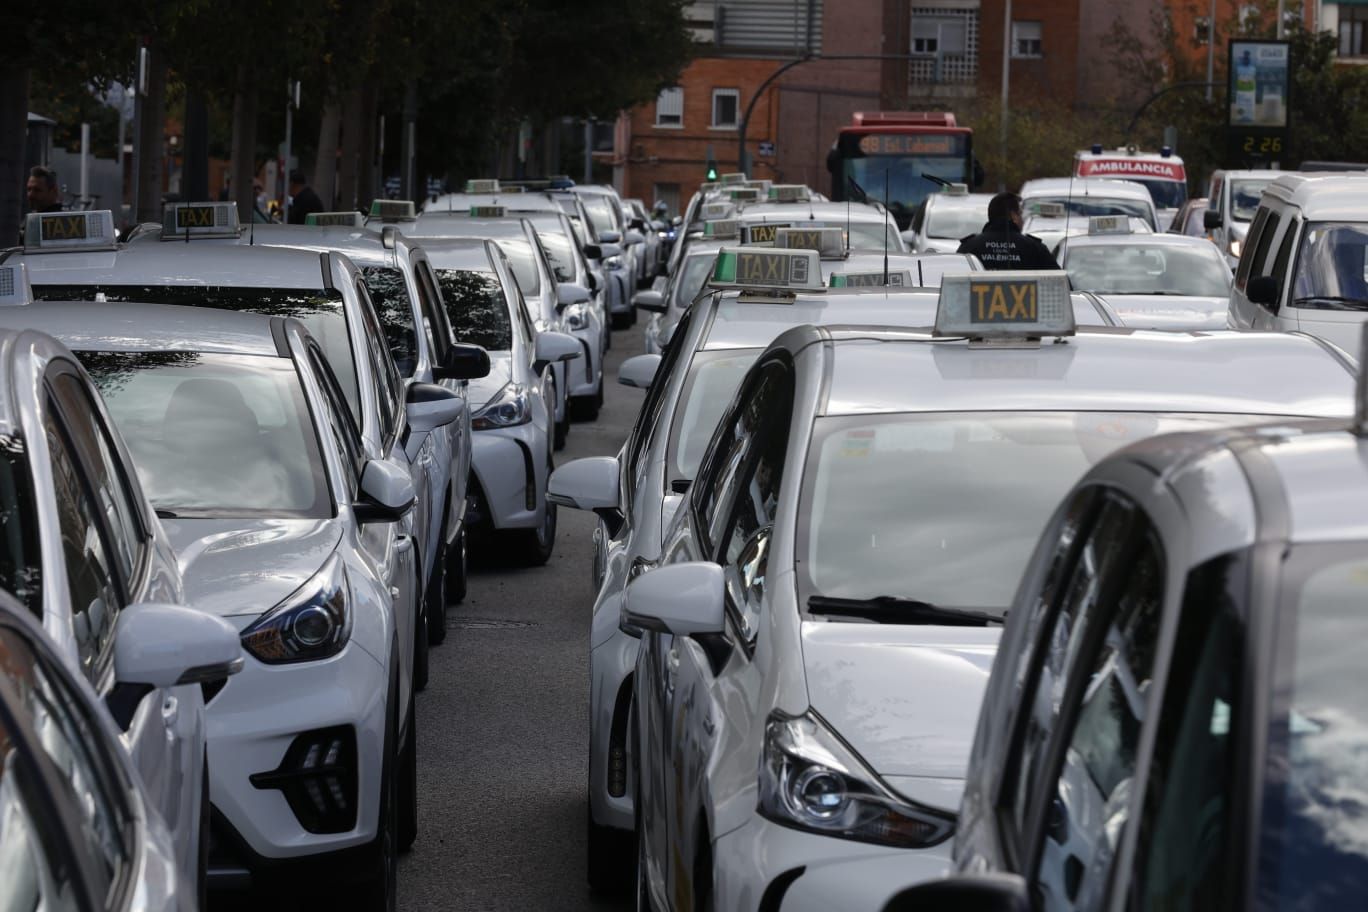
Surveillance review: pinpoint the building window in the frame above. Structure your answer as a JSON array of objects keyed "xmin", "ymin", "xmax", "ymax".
[
  {"xmin": 711, "ymin": 89, "xmax": 739, "ymax": 130},
  {"xmin": 1341, "ymin": 7, "xmax": 1368, "ymax": 58},
  {"xmin": 655, "ymin": 87, "xmax": 683, "ymax": 128},
  {"xmin": 1194, "ymin": 15, "xmax": 1211, "ymax": 46},
  {"xmin": 1012, "ymin": 20, "xmax": 1043, "ymax": 58},
  {"xmin": 909, "ymin": 7, "xmax": 979, "ymax": 86}
]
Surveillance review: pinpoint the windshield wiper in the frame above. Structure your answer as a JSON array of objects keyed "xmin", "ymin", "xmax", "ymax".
[
  {"xmin": 1292, "ymin": 295, "xmax": 1368, "ymax": 311},
  {"xmin": 808, "ymin": 595, "xmax": 1000, "ymax": 626}
]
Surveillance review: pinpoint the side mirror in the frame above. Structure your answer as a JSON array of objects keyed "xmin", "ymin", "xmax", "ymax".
[
  {"xmin": 624, "ymin": 229, "xmax": 646, "ymax": 247},
  {"xmin": 355, "ymin": 458, "xmax": 416, "ymax": 523},
  {"xmin": 632, "ymin": 290, "xmax": 667, "ymax": 313},
  {"xmin": 533, "ymin": 330, "xmax": 582, "ymax": 373},
  {"xmin": 599, "ymin": 242, "xmax": 623, "ymax": 259},
  {"xmin": 630, "ymin": 217, "xmax": 647, "ymax": 231},
  {"xmin": 598, "ymin": 230, "xmax": 623, "ymax": 245},
  {"xmin": 671, "ymin": 215, "xmax": 683, "ymax": 227},
  {"xmin": 114, "ymin": 602, "xmax": 243, "ymax": 690},
  {"xmin": 1203, "ymin": 210, "xmax": 1222, "ymax": 230},
  {"xmin": 436, "ymin": 342, "xmax": 491, "ymax": 381},
  {"xmin": 900, "ymin": 229, "xmax": 918, "ymax": 246},
  {"xmin": 583, "ymin": 242, "xmax": 603, "ymax": 259},
  {"xmin": 622, "ymin": 562, "xmax": 725, "ymax": 636},
  {"xmin": 883, "ymin": 874, "xmax": 1030, "ymax": 912},
  {"xmin": 618, "ymin": 353, "xmax": 661, "ymax": 389},
  {"xmin": 1247, "ymin": 274, "xmax": 1279, "ymax": 306},
  {"xmin": 548, "ymin": 456, "xmax": 623, "ymax": 535},
  {"xmin": 406, "ymin": 381, "xmax": 466, "ymax": 433},
  {"xmin": 556, "ymin": 282, "xmax": 592, "ymax": 308}
]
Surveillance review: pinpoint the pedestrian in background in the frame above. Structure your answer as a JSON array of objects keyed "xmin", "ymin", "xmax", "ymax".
[
  {"xmin": 26, "ymin": 166, "xmax": 63, "ymax": 213},
  {"xmin": 287, "ymin": 170, "xmax": 323, "ymax": 225},
  {"xmin": 957, "ymin": 191, "xmax": 1057, "ymax": 270}
]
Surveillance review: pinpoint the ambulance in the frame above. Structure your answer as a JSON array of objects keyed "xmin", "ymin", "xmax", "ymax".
[{"xmin": 1073, "ymin": 143, "xmax": 1188, "ymax": 232}]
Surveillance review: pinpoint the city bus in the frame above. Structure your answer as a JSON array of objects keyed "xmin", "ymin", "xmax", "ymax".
[{"xmin": 826, "ymin": 111, "xmax": 981, "ymax": 229}]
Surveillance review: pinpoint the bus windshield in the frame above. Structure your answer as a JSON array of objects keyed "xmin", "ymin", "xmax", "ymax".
[{"xmin": 833, "ymin": 131, "xmax": 973, "ymax": 228}]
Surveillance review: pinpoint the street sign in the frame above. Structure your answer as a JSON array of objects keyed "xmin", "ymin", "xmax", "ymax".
[{"xmin": 758, "ymin": 141, "xmax": 775, "ymax": 157}]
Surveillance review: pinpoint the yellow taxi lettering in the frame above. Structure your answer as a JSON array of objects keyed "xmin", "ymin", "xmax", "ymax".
[
  {"xmin": 985, "ymin": 285, "xmax": 1011, "ymax": 320},
  {"xmin": 178, "ymin": 206, "xmax": 215, "ymax": 228},
  {"xmin": 41, "ymin": 215, "xmax": 87, "ymax": 241},
  {"xmin": 1008, "ymin": 283, "xmax": 1036, "ymax": 320}
]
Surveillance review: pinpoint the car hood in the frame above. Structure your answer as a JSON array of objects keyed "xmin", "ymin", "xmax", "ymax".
[
  {"xmin": 162, "ymin": 517, "xmax": 342, "ymax": 619},
  {"xmin": 801, "ymin": 621, "xmax": 1000, "ymax": 809},
  {"xmin": 470, "ymin": 351, "xmax": 514, "ymax": 410},
  {"xmin": 1096, "ymin": 294, "xmax": 1229, "ymax": 331}
]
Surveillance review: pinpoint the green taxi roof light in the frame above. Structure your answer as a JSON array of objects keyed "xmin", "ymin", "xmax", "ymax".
[
  {"xmin": 707, "ymin": 246, "xmax": 824, "ymax": 293},
  {"xmin": 369, "ymin": 199, "xmax": 416, "ymax": 221},
  {"xmin": 306, "ymin": 211, "xmax": 365, "ymax": 227}
]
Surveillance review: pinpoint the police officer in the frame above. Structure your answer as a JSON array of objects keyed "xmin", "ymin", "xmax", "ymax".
[{"xmin": 957, "ymin": 191, "xmax": 1057, "ymax": 270}]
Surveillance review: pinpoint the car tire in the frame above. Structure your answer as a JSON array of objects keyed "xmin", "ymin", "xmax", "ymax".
[
  {"xmin": 413, "ymin": 562, "xmax": 430, "ymax": 692},
  {"xmin": 425, "ymin": 532, "xmax": 448, "ymax": 646},
  {"xmin": 554, "ymin": 407, "xmax": 570, "ymax": 451},
  {"xmin": 515, "ymin": 499, "xmax": 556, "ymax": 566},
  {"xmin": 611, "ymin": 311, "xmax": 632, "ymax": 330},
  {"xmin": 398, "ymin": 692, "xmax": 418, "ymax": 852},
  {"xmin": 634, "ymin": 786, "xmax": 652, "ymax": 912},
  {"xmin": 571, "ymin": 380, "xmax": 602, "ymax": 422},
  {"xmin": 448, "ymin": 526, "xmax": 468, "ymax": 604},
  {"xmin": 587, "ymin": 812, "xmax": 634, "ymax": 893},
  {"xmin": 693, "ymin": 829, "xmax": 714, "ymax": 912},
  {"xmin": 347, "ymin": 668, "xmax": 399, "ymax": 911},
  {"xmin": 197, "ymin": 755, "xmax": 209, "ymax": 912}
]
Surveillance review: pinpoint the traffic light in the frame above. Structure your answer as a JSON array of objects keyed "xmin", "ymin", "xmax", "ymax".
[{"xmin": 705, "ymin": 160, "xmax": 719, "ymax": 181}]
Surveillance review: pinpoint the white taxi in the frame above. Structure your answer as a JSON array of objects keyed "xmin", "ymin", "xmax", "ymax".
[
  {"xmin": 905, "ymin": 184, "xmax": 993, "ymax": 253},
  {"xmin": 623, "ymin": 268, "xmax": 1358, "ymax": 912},
  {"xmin": 1020, "ymin": 177, "xmax": 1160, "ymax": 233}
]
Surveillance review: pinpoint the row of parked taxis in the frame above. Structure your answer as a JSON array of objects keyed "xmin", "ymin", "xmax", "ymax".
[
  {"xmin": 548, "ymin": 172, "xmax": 1368, "ymax": 910},
  {"xmin": 0, "ymin": 175, "xmax": 664, "ymax": 910}
]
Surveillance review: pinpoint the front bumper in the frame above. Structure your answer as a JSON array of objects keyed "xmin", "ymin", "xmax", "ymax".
[
  {"xmin": 206, "ymin": 638, "xmax": 388, "ymax": 867},
  {"xmin": 713, "ymin": 814, "xmax": 952, "ymax": 912},
  {"xmin": 469, "ymin": 424, "xmax": 547, "ymax": 531},
  {"xmin": 589, "ymin": 624, "xmax": 640, "ymax": 832}
]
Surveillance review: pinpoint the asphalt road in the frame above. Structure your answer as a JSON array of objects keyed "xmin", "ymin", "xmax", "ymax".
[{"xmin": 397, "ymin": 320, "xmax": 646, "ymax": 911}]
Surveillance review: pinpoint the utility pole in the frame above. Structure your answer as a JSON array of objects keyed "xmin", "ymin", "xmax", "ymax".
[
  {"xmin": 282, "ymin": 79, "xmax": 299, "ymax": 223},
  {"xmin": 1000, "ymin": 0, "xmax": 1013, "ymax": 191},
  {"xmin": 1206, "ymin": 0, "xmax": 1216, "ymax": 100},
  {"xmin": 401, "ymin": 81, "xmax": 417, "ymax": 200}
]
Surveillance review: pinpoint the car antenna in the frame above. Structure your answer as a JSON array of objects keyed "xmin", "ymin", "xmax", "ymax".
[
  {"xmin": 882, "ymin": 167, "xmax": 891, "ymax": 285},
  {"xmin": 845, "ymin": 182, "xmax": 851, "ymax": 256},
  {"xmin": 248, "ymin": 203, "xmax": 255, "ymax": 245}
]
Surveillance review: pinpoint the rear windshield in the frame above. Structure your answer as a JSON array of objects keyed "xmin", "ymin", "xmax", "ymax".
[
  {"xmin": 435, "ymin": 269, "xmax": 512, "ymax": 351},
  {"xmin": 34, "ymin": 284, "xmax": 360, "ymax": 422},
  {"xmin": 359, "ymin": 266, "xmax": 419, "ymax": 377}
]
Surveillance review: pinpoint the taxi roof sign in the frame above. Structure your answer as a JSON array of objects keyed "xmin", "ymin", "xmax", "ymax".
[
  {"xmin": 934, "ymin": 271, "xmax": 1075, "ymax": 341},
  {"xmin": 740, "ymin": 221, "xmax": 793, "ymax": 246},
  {"xmin": 470, "ymin": 205, "xmax": 506, "ymax": 217},
  {"xmin": 776, "ymin": 226, "xmax": 845, "ymax": 259},
  {"xmin": 829, "ymin": 269, "xmax": 912, "ymax": 288},
  {"xmin": 708, "ymin": 246, "xmax": 824, "ymax": 294},
  {"xmin": 23, "ymin": 210, "xmax": 118, "ymax": 252},
  {"xmin": 768, "ymin": 184, "xmax": 810, "ymax": 203},
  {"xmin": 719, "ymin": 172, "xmax": 748, "ymax": 185},
  {"xmin": 465, "ymin": 179, "xmax": 500, "ymax": 193},
  {"xmin": 0, "ymin": 263, "xmax": 33, "ymax": 307},
  {"xmin": 703, "ymin": 219, "xmax": 739, "ymax": 239},
  {"xmin": 701, "ymin": 201, "xmax": 734, "ymax": 220},
  {"xmin": 369, "ymin": 199, "xmax": 417, "ymax": 221},
  {"xmin": 161, "ymin": 202, "xmax": 240, "ymax": 239},
  {"xmin": 306, "ymin": 211, "xmax": 365, "ymax": 227},
  {"xmin": 728, "ymin": 187, "xmax": 762, "ymax": 203},
  {"xmin": 944, "ymin": 183, "xmax": 970, "ymax": 196},
  {"xmin": 741, "ymin": 179, "xmax": 773, "ymax": 193},
  {"xmin": 1087, "ymin": 215, "xmax": 1132, "ymax": 235},
  {"xmin": 1036, "ymin": 202, "xmax": 1068, "ymax": 219},
  {"xmin": 698, "ymin": 181, "xmax": 721, "ymax": 193}
]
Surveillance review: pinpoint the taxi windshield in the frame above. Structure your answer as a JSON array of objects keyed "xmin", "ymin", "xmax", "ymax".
[
  {"xmin": 671, "ymin": 254, "xmax": 720, "ymax": 310},
  {"xmin": 848, "ymin": 221, "xmax": 902, "ymax": 251},
  {"xmin": 580, "ymin": 197, "xmax": 619, "ymax": 237},
  {"xmin": 1065, "ymin": 244, "xmax": 1231, "ymax": 296},
  {"xmin": 33, "ymin": 284, "xmax": 360, "ymax": 425},
  {"xmin": 536, "ymin": 230, "xmax": 578, "ymax": 284},
  {"xmin": 494, "ymin": 239, "xmax": 542, "ymax": 297},
  {"xmin": 359, "ymin": 266, "xmax": 418, "ymax": 377},
  {"xmin": 1231, "ymin": 179, "xmax": 1272, "ymax": 221},
  {"xmin": 434, "ymin": 268, "xmax": 512, "ymax": 351},
  {"xmin": 0, "ymin": 438, "xmax": 41, "ymax": 613},
  {"xmin": 1291, "ymin": 222, "xmax": 1368, "ymax": 310},
  {"xmin": 81, "ymin": 351, "xmax": 330, "ymax": 518},
  {"xmin": 927, "ymin": 206, "xmax": 987, "ymax": 239},
  {"xmin": 1025, "ymin": 196, "xmax": 1153, "ymax": 226},
  {"xmin": 1258, "ymin": 544, "xmax": 1368, "ymax": 906},
  {"xmin": 667, "ymin": 349, "xmax": 762, "ymax": 484},
  {"xmin": 798, "ymin": 411, "xmax": 1262, "ymax": 615}
]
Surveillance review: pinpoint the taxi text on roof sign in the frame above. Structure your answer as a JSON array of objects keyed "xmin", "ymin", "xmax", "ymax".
[
  {"xmin": 466, "ymin": 179, "xmax": 500, "ymax": 193},
  {"xmin": 369, "ymin": 199, "xmax": 416, "ymax": 221},
  {"xmin": 934, "ymin": 271, "xmax": 1074, "ymax": 340},
  {"xmin": 768, "ymin": 184, "xmax": 809, "ymax": 203},
  {"xmin": 701, "ymin": 202, "xmax": 734, "ymax": 220},
  {"xmin": 698, "ymin": 181, "xmax": 721, "ymax": 193},
  {"xmin": 719, "ymin": 172, "xmax": 748, "ymax": 185},
  {"xmin": 776, "ymin": 227, "xmax": 846, "ymax": 258},
  {"xmin": 708, "ymin": 247, "xmax": 824, "ymax": 293},
  {"xmin": 1036, "ymin": 202, "xmax": 1068, "ymax": 219},
  {"xmin": 162, "ymin": 202, "xmax": 239, "ymax": 239},
  {"xmin": 23, "ymin": 210, "xmax": 117, "ymax": 252},
  {"xmin": 470, "ymin": 205, "xmax": 506, "ymax": 217},
  {"xmin": 728, "ymin": 187, "xmax": 762, "ymax": 203},
  {"xmin": 829, "ymin": 270, "xmax": 912, "ymax": 288},
  {"xmin": 306, "ymin": 211, "xmax": 366, "ymax": 227},
  {"xmin": 741, "ymin": 222, "xmax": 792, "ymax": 246},
  {"xmin": 1088, "ymin": 215, "xmax": 1132, "ymax": 235},
  {"xmin": 703, "ymin": 219, "xmax": 739, "ymax": 239}
]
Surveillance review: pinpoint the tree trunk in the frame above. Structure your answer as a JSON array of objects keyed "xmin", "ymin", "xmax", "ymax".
[
  {"xmin": 183, "ymin": 85, "xmax": 210, "ymax": 201},
  {"xmin": 230, "ymin": 65, "xmax": 260, "ymax": 225},
  {"xmin": 357, "ymin": 84, "xmax": 379, "ymax": 209},
  {"xmin": 336, "ymin": 86, "xmax": 362, "ymax": 211},
  {"xmin": 313, "ymin": 96, "xmax": 341, "ymax": 208},
  {"xmin": 135, "ymin": 43, "xmax": 166, "ymax": 222},
  {"xmin": 0, "ymin": 66, "xmax": 28, "ymax": 248}
]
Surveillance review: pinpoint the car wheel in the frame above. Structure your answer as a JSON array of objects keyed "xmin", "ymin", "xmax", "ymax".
[
  {"xmin": 197, "ymin": 756, "xmax": 209, "ymax": 912},
  {"xmin": 515, "ymin": 497, "xmax": 556, "ymax": 566},
  {"xmin": 425, "ymin": 532, "xmax": 448, "ymax": 646},
  {"xmin": 413, "ymin": 563, "xmax": 429, "ymax": 693},
  {"xmin": 635, "ymin": 787, "xmax": 652, "ymax": 912},
  {"xmin": 348, "ymin": 674, "xmax": 398, "ymax": 911},
  {"xmin": 448, "ymin": 527, "xmax": 468, "ymax": 604},
  {"xmin": 693, "ymin": 830, "xmax": 714, "ymax": 912},
  {"xmin": 571, "ymin": 381, "xmax": 601, "ymax": 422},
  {"xmin": 611, "ymin": 310, "xmax": 632, "ymax": 330},
  {"xmin": 554, "ymin": 406, "xmax": 570, "ymax": 450},
  {"xmin": 398, "ymin": 692, "xmax": 418, "ymax": 852},
  {"xmin": 587, "ymin": 812, "xmax": 634, "ymax": 893}
]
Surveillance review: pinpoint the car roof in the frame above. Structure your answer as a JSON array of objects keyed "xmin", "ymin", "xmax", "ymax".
[
  {"xmin": 1059, "ymin": 233, "xmax": 1223, "ymax": 252},
  {"xmin": 409, "ymin": 216, "xmax": 529, "ymax": 239},
  {"xmin": 423, "ymin": 192, "xmax": 562, "ymax": 213},
  {"xmin": 1262, "ymin": 173, "xmax": 1368, "ymax": 219},
  {"xmin": 1020, "ymin": 177, "xmax": 1152, "ymax": 201},
  {"xmin": 227, "ymin": 223, "xmax": 405, "ymax": 267},
  {"xmin": 838, "ymin": 252, "xmax": 979, "ymax": 283},
  {"xmin": 414, "ymin": 238, "xmax": 497, "ymax": 271},
  {"xmin": 738, "ymin": 201, "xmax": 888, "ymax": 223},
  {"xmin": 0, "ymin": 300, "xmax": 283, "ymax": 357},
  {"xmin": 810, "ymin": 327, "xmax": 1355, "ymax": 418},
  {"xmin": 17, "ymin": 242, "xmax": 334, "ymax": 289},
  {"xmin": 926, "ymin": 192, "xmax": 994, "ymax": 209}
]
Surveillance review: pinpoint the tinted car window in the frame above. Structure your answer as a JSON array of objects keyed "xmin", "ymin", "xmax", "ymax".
[
  {"xmin": 495, "ymin": 238, "xmax": 543, "ymax": 298},
  {"xmin": 359, "ymin": 266, "xmax": 419, "ymax": 378},
  {"xmin": 435, "ymin": 269, "xmax": 513, "ymax": 351},
  {"xmin": 0, "ymin": 437, "xmax": 43, "ymax": 614}
]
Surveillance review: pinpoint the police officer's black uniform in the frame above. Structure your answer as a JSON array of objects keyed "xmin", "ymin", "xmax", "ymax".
[{"xmin": 957, "ymin": 218, "xmax": 1057, "ymax": 270}]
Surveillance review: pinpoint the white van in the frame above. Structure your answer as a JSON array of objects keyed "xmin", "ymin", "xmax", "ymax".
[
  {"xmin": 1204, "ymin": 168, "xmax": 1283, "ymax": 267},
  {"xmin": 1227, "ymin": 172, "xmax": 1368, "ymax": 351}
]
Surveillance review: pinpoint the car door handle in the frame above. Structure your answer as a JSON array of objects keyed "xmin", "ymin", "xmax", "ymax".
[{"xmin": 162, "ymin": 694, "xmax": 179, "ymax": 730}]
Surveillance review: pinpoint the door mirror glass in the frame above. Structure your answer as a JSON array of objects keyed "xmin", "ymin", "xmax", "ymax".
[
  {"xmin": 406, "ymin": 381, "xmax": 466, "ymax": 433},
  {"xmin": 599, "ymin": 242, "xmax": 623, "ymax": 259},
  {"xmin": 437, "ymin": 342, "xmax": 491, "ymax": 381},
  {"xmin": 618, "ymin": 353, "xmax": 661, "ymax": 389},
  {"xmin": 624, "ymin": 229, "xmax": 646, "ymax": 247},
  {"xmin": 621, "ymin": 562, "xmax": 725, "ymax": 636},
  {"xmin": 533, "ymin": 331, "xmax": 582, "ymax": 373},
  {"xmin": 547, "ymin": 456, "xmax": 620, "ymax": 511},
  {"xmin": 632, "ymin": 290, "xmax": 667, "ymax": 313},
  {"xmin": 355, "ymin": 458, "xmax": 416, "ymax": 522},
  {"xmin": 114, "ymin": 602, "xmax": 243, "ymax": 689},
  {"xmin": 598, "ymin": 230, "xmax": 623, "ymax": 245},
  {"xmin": 556, "ymin": 282, "xmax": 592, "ymax": 308}
]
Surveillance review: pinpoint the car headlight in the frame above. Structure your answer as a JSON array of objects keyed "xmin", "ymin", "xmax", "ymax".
[
  {"xmin": 241, "ymin": 554, "xmax": 350, "ymax": 664},
  {"xmin": 472, "ymin": 382, "xmax": 531, "ymax": 430},
  {"xmin": 605, "ymin": 256, "xmax": 623, "ymax": 270},
  {"xmin": 564, "ymin": 302, "xmax": 589, "ymax": 330},
  {"xmin": 757, "ymin": 711, "xmax": 955, "ymax": 848},
  {"xmin": 1229, "ymin": 237, "xmax": 1242, "ymax": 258}
]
